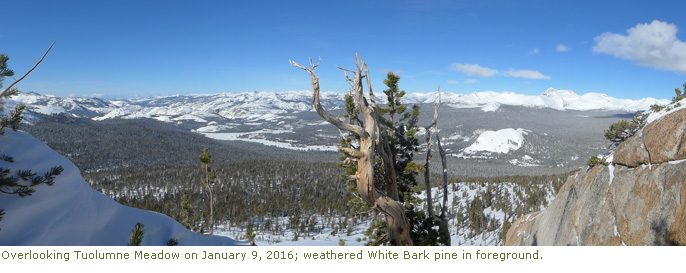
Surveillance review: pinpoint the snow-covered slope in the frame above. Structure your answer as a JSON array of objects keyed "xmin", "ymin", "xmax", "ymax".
[
  {"xmin": 0, "ymin": 129, "xmax": 242, "ymax": 246},
  {"xmin": 462, "ymin": 128, "xmax": 529, "ymax": 155}
]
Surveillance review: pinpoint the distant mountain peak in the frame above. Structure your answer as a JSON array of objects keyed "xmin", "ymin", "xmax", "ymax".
[{"xmin": 541, "ymin": 88, "xmax": 579, "ymax": 97}]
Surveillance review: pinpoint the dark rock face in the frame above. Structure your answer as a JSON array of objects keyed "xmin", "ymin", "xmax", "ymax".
[{"xmin": 507, "ymin": 109, "xmax": 686, "ymax": 246}]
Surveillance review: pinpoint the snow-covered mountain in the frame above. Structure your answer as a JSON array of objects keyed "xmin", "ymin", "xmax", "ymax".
[
  {"xmin": 0, "ymin": 129, "xmax": 242, "ymax": 246},
  {"xmin": 405, "ymin": 88, "xmax": 666, "ymax": 112},
  {"xmin": 8, "ymin": 88, "xmax": 668, "ymax": 122}
]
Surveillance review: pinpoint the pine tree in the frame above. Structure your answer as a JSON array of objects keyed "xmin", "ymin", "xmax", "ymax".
[
  {"xmin": 245, "ymin": 221, "xmax": 256, "ymax": 246},
  {"xmin": 180, "ymin": 194, "xmax": 200, "ymax": 232},
  {"xmin": 0, "ymin": 54, "xmax": 17, "ymax": 132},
  {"xmin": 378, "ymin": 72, "xmax": 424, "ymax": 200},
  {"xmin": 339, "ymin": 71, "xmax": 433, "ymax": 245},
  {"xmin": 673, "ymin": 83, "xmax": 685, "ymax": 103},
  {"xmin": 127, "ymin": 222, "xmax": 145, "ymax": 246},
  {"xmin": 377, "ymin": 73, "xmax": 440, "ymax": 245},
  {"xmin": 199, "ymin": 148, "xmax": 216, "ymax": 236}
]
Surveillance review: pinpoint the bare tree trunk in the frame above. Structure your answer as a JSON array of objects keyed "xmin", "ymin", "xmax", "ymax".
[
  {"xmin": 378, "ymin": 139, "xmax": 400, "ymax": 201},
  {"xmin": 423, "ymin": 103, "xmax": 436, "ymax": 216},
  {"xmin": 434, "ymin": 88, "xmax": 451, "ymax": 245},
  {"xmin": 424, "ymin": 87, "xmax": 451, "ymax": 245},
  {"xmin": 290, "ymin": 55, "xmax": 412, "ymax": 246},
  {"xmin": 436, "ymin": 132, "xmax": 450, "ymax": 245},
  {"xmin": 208, "ymin": 185, "xmax": 214, "ymax": 236},
  {"xmin": 203, "ymin": 164, "xmax": 214, "ymax": 236}
]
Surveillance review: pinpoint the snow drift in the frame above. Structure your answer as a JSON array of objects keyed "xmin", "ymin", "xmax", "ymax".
[{"xmin": 0, "ymin": 130, "xmax": 241, "ymax": 246}]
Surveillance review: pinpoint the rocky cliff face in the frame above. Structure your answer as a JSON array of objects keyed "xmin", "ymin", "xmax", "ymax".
[{"xmin": 506, "ymin": 108, "xmax": 686, "ymax": 246}]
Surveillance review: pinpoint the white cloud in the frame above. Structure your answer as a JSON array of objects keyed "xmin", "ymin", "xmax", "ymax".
[
  {"xmin": 505, "ymin": 69, "xmax": 551, "ymax": 79},
  {"xmin": 593, "ymin": 20, "xmax": 686, "ymax": 74},
  {"xmin": 450, "ymin": 63, "xmax": 498, "ymax": 77},
  {"xmin": 464, "ymin": 79, "xmax": 478, "ymax": 84},
  {"xmin": 529, "ymin": 48, "xmax": 540, "ymax": 54},
  {"xmin": 380, "ymin": 69, "xmax": 403, "ymax": 75},
  {"xmin": 556, "ymin": 44, "xmax": 570, "ymax": 52},
  {"xmin": 447, "ymin": 80, "xmax": 459, "ymax": 84}
]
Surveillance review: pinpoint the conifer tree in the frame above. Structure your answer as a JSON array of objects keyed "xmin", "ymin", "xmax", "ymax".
[
  {"xmin": 245, "ymin": 221, "xmax": 256, "ymax": 246},
  {"xmin": 199, "ymin": 148, "xmax": 216, "ymax": 236},
  {"xmin": 0, "ymin": 54, "xmax": 16, "ymax": 132},
  {"xmin": 374, "ymin": 72, "xmax": 443, "ymax": 245},
  {"xmin": 180, "ymin": 193, "xmax": 200, "ymax": 232},
  {"xmin": 377, "ymin": 72, "xmax": 424, "ymax": 200},
  {"xmin": 127, "ymin": 222, "xmax": 144, "ymax": 246},
  {"xmin": 337, "ymin": 72, "xmax": 424, "ymax": 245},
  {"xmin": 673, "ymin": 83, "xmax": 685, "ymax": 103}
]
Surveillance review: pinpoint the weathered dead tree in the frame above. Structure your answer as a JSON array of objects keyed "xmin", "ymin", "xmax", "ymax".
[
  {"xmin": 423, "ymin": 86, "xmax": 451, "ymax": 245},
  {"xmin": 290, "ymin": 54, "xmax": 412, "ymax": 246},
  {"xmin": 423, "ymin": 95, "xmax": 437, "ymax": 217}
]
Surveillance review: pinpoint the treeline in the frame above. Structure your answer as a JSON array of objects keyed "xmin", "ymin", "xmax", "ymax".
[{"xmin": 21, "ymin": 114, "xmax": 338, "ymax": 171}]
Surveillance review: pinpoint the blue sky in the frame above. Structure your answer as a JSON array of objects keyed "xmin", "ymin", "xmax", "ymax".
[{"xmin": 2, "ymin": 0, "xmax": 686, "ymax": 100}]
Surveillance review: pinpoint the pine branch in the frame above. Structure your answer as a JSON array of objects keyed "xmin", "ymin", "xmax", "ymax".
[
  {"xmin": 1, "ymin": 41, "xmax": 55, "ymax": 98},
  {"xmin": 0, "ymin": 209, "xmax": 5, "ymax": 231},
  {"xmin": 127, "ymin": 222, "xmax": 145, "ymax": 246},
  {"xmin": 17, "ymin": 169, "xmax": 36, "ymax": 181},
  {"xmin": 166, "ymin": 237, "xmax": 179, "ymax": 246},
  {"xmin": 0, "ymin": 155, "xmax": 13, "ymax": 163}
]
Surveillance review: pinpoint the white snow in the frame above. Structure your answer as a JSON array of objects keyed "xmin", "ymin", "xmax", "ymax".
[
  {"xmin": 201, "ymin": 130, "xmax": 337, "ymax": 152},
  {"xmin": 645, "ymin": 101, "xmax": 686, "ymax": 124},
  {"xmin": 509, "ymin": 155, "xmax": 542, "ymax": 167},
  {"xmin": 0, "ymin": 130, "xmax": 241, "ymax": 246},
  {"xmin": 606, "ymin": 154, "xmax": 615, "ymax": 185},
  {"xmin": 402, "ymin": 88, "xmax": 669, "ymax": 112},
  {"xmin": 463, "ymin": 128, "xmax": 529, "ymax": 154},
  {"xmin": 608, "ymin": 164, "xmax": 615, "ymax": 185},
  {"xmin": 669, "ymin": 159, "xmax": 686, "ymax": 165}
]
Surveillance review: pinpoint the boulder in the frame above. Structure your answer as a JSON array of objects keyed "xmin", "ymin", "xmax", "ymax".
[
  {"xmin": 507, "ymin": 108, "xmax": 686, "ymax": 246},
  {"xmin": 643, "ymin": 108, "xmax": 686, "ymax": 163},
  {"xmin": 613, "ymin": 132, "xmax": 649, "ymax": 168},
  {"xmin": 615, "ymin": 108, "xmax": 686, "ymax": 166}
]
